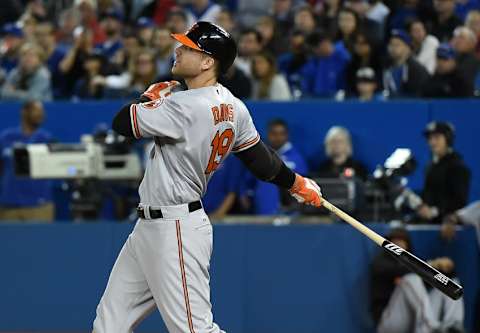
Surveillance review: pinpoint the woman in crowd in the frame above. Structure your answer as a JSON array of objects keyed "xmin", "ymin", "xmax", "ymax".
[
  {"xmin": 336, "ymin": 7, "xmax": 360, "ymax": 53},
  {"xmin": 344, "ymin": 30, "xmax": 382, "ymax": 95},
  {"xmin": 252, "ymin": 51, "xmax": 292, "ymax": 100},
  {"xmin": 317, "ymin": 126, "xmax": 368, "ymax": 181}
]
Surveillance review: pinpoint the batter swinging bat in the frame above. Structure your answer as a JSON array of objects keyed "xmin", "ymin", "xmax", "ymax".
[{"xmin": 321, "ymin": 199, "xmax": 464, "ymax": 300}]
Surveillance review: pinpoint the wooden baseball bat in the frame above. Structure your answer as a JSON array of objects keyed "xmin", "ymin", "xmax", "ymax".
[{"xmin": 321, "ymin": 199, "xmax": 464, "ymax": 300}]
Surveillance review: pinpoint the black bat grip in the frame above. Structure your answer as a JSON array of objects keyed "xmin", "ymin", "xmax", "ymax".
[{"xmin": 382, "ymin": 240, "xmax": 464, "ymax": 300}]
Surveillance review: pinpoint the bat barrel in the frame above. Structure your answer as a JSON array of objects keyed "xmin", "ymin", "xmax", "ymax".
[{"xmin": 382, "ymin": 240, "xmax": 464, "ymax": 300}]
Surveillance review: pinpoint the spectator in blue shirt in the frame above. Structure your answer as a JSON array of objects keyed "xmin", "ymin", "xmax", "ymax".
[
  {"xmin": 0, "ymin": 23, "xmax": 24, "ymax": 74},
  {"xmin": 383, "ymin": 29, "xmax": 430, "ymax": 98},
  {"xmin": 250, "ymin": 119, "xmax": 308, "ymax": 215},
  {"xmin": 0, "ymin": 100, "xmax": 54, "ymax": 222},
  {"xmin": 203, "ymin": 155, "xmax": 244, "ymax": 219},
  {"xmin": 278, "ymin": 29, "xmax": 309, "ymax": 98},
  {"xmin": 95, "ymin": 9, "xmax": 123, "ymax": 59},
  {"xmin": 300, "ymin": 30, "xmax": 351, "ymax": 98}
]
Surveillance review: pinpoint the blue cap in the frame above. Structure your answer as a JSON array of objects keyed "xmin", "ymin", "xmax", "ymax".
[
  {"xmin": 390, "ymin": 29, "xmax": 412, "ymax": 47},
  {"xmin": 436, "ymin": 43, "xmax": 456, "ymax": 59},
  {"xmin": 2, "ymin": 23, "xmax": 23, "ymax": 38},
  {"xmin": 103, "ymin": 8, "xmax": 124, "ymax": 21},
  {"xmin": 137, "ymin": 17, "xmax": 155, "ymax": 28}
]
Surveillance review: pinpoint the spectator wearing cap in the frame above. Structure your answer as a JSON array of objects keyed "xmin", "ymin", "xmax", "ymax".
[
  {"xmin": 423, "ymin": 43, "xmax": 473, "ymax": 97},
  {"xmin": 0, "ymin": 23, "xmax": 24, "ymax": 73},
  {"xmin": 251, "ymin": 51, "xmax": 292, "ymax": 100},
  {"xmin": 152, "ymin": 27, "xmax": 175, "ymax": 80},
  {"xmin": 345, "ymin": 31, "xmax": 383, "ymax": 95},
  {"xmin": 408, "ymin": 19, "xmax": 439, "ymax": 74},
  {"xmin": 383, "ymin": 29, "xmax": 430, "ymax": 98},
  {"xmin": 416, "ymin": 121, "xmax": 470, "ymax": 224},
  {"xmin": 429, "ymin": 0, "xmax": 463, "ymax": 42},
  {"xmin": 451, "ymin": 26, "xmax": 480, "ymax": 93},
  {"xmin": 1, "ymin": 43, "xmax": 52, "ymax": 101},
  {"xmin": 34, "ymin": 22, "xmax": 67, "ymax": 99},
  {"xmin": 465, "ymin": 10, "xmax": 480, "ymax": 58},
  {"xmin": 300, "ymin": 30, "xmax": 351, "ymax": 98},
  {"xmin": 236, "ymin": 29, "xmax": 263, "ymax": 78},
  {"xmin": 136, "ymin": 17, "xmax": 155, "ymax": 47},
  {"xmin": 184, "ymin": 0, "xmax": 222, "ymax": 28},
  {"xmin": 353, "ymin": 67, "xmax": 384, "ymax": 101},
  {"xmin": 96, "ymin": 8, "xmax": 124, "ymax": 59}
]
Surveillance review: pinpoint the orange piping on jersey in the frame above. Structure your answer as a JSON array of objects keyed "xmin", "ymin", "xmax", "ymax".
[
  {"xmin": 231, "ymin": 133, "xmax": 260, "ymax": 152},
  {"xmin": 130, "ymin": 104, "xmax": 142, "ymax": 139},
  {"xmin": 176, "ymin": 220, "xmax": 196, "ymax": 333}
]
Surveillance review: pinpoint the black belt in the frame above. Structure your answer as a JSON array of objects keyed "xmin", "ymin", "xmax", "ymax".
[{"xmin": 137, "ymin": 201, "xmax": 202, "ymax": 219}]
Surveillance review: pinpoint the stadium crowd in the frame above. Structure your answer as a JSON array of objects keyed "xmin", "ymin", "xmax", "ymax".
[{"xmin": 0, "ymin": 0, "xmax": 480, "ymax": 101}]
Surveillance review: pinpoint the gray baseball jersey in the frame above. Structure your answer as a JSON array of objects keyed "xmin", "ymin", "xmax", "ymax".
[
  {"xmin": 130, "ymin": 83, "xmax": 259, "ymax": 206},
  {"xmin": 93, "ymin": 84, "xmax": 260, "ymax": 333}
]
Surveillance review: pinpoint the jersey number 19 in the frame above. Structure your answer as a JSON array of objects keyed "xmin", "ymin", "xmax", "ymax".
[{"xmin": 204, "ymin": 128, "xmax": 234, "ymax": 175}]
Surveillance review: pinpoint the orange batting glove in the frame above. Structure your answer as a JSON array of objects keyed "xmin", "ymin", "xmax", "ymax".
[
  {"xmin": 142, "ymin": 80, "xmax": 180, "ymax": 100},
  {"xmin": 289, "ymin": 174, "xmax": 323, "ymax": 207}
]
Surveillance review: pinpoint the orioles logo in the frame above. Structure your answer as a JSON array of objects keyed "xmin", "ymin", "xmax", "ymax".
[{"xmin": 141, "ymin": 98, "xmax": 164, "ymax": 109}]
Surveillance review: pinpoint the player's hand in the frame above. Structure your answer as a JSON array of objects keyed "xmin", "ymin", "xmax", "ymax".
[
  {"xmin": 142, "ymin": 80, "xmax": 180, "ymax": 100},
  {"xmin": 289, "ymin": 173, "xmax": 323, "ymax": 207}
]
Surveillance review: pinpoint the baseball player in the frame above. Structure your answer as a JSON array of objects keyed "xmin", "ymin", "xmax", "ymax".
[{"xmin": 93, "ymin": 21, "xmax": 322, "ymax": 333}]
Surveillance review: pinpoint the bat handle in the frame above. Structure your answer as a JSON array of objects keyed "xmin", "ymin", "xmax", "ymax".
[{"xmin": 321, "ymin": 199, "xmax": 385, "ymax": 246}]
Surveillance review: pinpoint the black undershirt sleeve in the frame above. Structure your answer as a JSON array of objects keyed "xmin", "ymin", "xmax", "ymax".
[
  {"xmin": 234, "ymin": 140, "xmax": 296, "ymax": 189},
  {"xmin": 112, "ymin": 96, "xmax": 150, "ymax": 138}
]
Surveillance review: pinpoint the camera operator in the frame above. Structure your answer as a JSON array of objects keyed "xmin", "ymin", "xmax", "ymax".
[{"xmin": 416, "ymin": 122, "xmax": 470, "ymax": 224}]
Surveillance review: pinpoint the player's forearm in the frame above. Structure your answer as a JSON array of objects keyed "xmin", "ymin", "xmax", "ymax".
[
  {"xmin": 112, "ymin": 96, "xmax": 149, "ymax": 138},
  {"xmin": 235, "ymin": 140, "xmax": 295, "ymax": 189}
]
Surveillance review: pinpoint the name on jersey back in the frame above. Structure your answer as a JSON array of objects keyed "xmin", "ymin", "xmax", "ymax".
[{"xmin": 211, "ymin": 103, "xmax": 234, "ymax": 125}]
